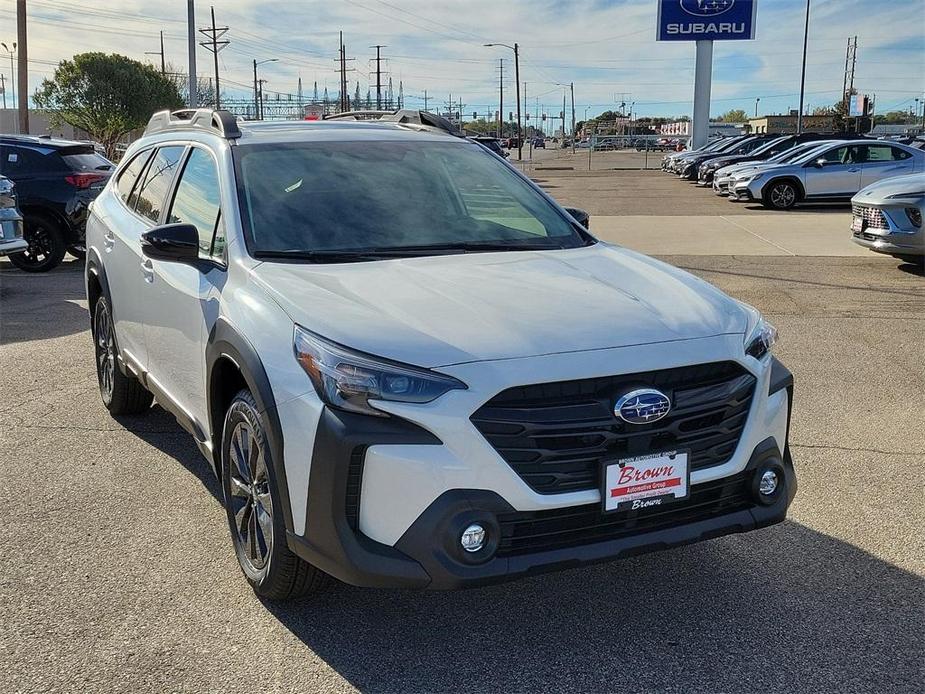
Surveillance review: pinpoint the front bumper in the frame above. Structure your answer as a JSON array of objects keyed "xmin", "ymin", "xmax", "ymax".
[
  {"xmin": 850, "ymin": 204, "xmax": 924, "ymax": 258},
  {"xmin": 728, "ymin": 182, "xmax": 758, "ymax": 202},
  {"xmin": 285, "ymin": 353, "xmax": 797, "ymax": 590}
]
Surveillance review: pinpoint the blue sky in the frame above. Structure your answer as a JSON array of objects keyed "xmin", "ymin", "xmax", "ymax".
[{"xmin": 2, "ymin": 0, "xmax": 923, "ymax": 121}]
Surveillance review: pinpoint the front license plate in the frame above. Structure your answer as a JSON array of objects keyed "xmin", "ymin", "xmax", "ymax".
[
  {"xmin": 851, "ymin": 217, "xmax": 865, "ymax": 233},
  {"xmin": 602, "ymin": 451, "xmax": 689, "ymax": 513}
]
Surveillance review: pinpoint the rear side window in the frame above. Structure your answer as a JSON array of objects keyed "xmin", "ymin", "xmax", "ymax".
[
  {"xmin": 0, "ymin": 146, "xmax": 59, "ymax": 176},
  {"xmin": 116, "ymin": 150, "xmax": 153, "ymax": 204},
  {"xmin": 890, "ymin": 147, "xmax": 911, "ymax": 161},
  {"xmin": 863, "ymin": 145, "xmax": 896, "ymax": 162},
  {"xmin": 132, "ymin": 146, "xmax": 185, "ymax": 223},
  {"xmin": 61, "ymin": 151, "xmax": 113, "ymax": 173},
  {"xmin": 167, "ymin": 147, "xmax": 222, "ymax": 257}
]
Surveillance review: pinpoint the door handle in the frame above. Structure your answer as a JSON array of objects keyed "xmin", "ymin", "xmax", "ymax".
[
  {"xmin": 141, "ymin": 258, "xmax": 154, "ymax": 283},
  {"xmin": 103, "ymin": 231, "xmax": 115, "ymax": 251},
  {"xmin": 848, "ymin": 168, "xmax": 860, "ymax": 173}
]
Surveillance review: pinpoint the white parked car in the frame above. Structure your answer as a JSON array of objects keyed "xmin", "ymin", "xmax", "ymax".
[
  {"xmin": 85, "ymin": 108, "xmax": 796, "ymax": 599},
  {"xmin": 851, "ymin": 173, "xmax": 924, "ymax": 264}
]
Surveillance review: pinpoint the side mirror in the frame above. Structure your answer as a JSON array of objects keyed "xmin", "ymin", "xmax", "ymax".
[
  {"xmin": 141, "ymin": 223, "xmax": 200, "ymax": 264},
  {"xmin": 564, "ymin": 207, "xmax": 590, "ymax": 229},
  {"xmin": 813, "ymin": 158, "xmax": 826, "ymax": 168}
]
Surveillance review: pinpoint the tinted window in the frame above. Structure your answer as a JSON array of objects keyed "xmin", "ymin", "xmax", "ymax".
[
  {"xmin": 61, "ymin": 152, "xmax": 113, "ymax": 172},
  {"xmin": 891, "ymin": 147, "xmax": 911, "ymax": 161},
  {"xmin": 167, "ymin": 148, "xmax": 222, "ymax": 256},
  {"xmin": 0, "ymin": 146, "xmax": 59, "ymax": 177},
  {"xmin": 133, "ymin": 146, "xmax": 185, "ymax": 223},
  {"xmin": 235, "ymin": 141, "xmax": 584, "ymax": 254},
  {"xmin": 116, "ymin": 150, "xmax": 153, "ymax": 204}
]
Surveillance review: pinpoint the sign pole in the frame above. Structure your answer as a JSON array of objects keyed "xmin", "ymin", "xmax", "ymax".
[{"xmin": 691, "ymin": 40, "xmax": 713, "ymax": 149}]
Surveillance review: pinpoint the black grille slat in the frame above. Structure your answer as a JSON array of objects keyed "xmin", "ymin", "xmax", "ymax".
[
  {"xmin": 471, "ymin": 361, "xmax": 756, "ymax": 494},
  {"xmin": 496, "ymin": 472, "xmax": 752, "ymax": 556},
  {"xmin": 344, "ymin": 447, "xmax": 366, "ymax": 530}
]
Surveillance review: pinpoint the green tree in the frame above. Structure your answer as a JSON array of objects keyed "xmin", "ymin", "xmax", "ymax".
[
  {"xmin": 33, "ymin": 52, "xmax": 184, "ymax": 158},
  {"xmin": 720, "ymin": 109, "xmax": 748, "ymax": 123}
]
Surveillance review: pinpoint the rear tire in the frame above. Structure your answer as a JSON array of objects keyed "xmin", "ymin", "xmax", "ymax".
[
  {"xmin": 92, "ymin": 296, "xmax": 153, "ymax": 415},
  {"xmin": 762, "ymin": 180, "xmax": 799, "ymax": 210},
  {"xmin": 7, "ymin": 213, "xmax": 67, "ymax": 272},
  {"xmin": 221, "ymin": 389, "xmax": 329, "ymax": 600}
]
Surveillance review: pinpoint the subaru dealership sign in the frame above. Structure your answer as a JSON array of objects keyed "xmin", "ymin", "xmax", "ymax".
[{"xmin": 657, "ymin": 0, "xmax": 757, "ymax": 41}]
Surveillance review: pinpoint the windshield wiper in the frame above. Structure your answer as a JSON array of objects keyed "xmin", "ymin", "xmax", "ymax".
[
  {"xmin": 254, "ymin": 242, "xmax": 572, "ymax": 262},
  {"xmin": 252, "ymin": 249, "xmax": 400, "ymax": 263}
]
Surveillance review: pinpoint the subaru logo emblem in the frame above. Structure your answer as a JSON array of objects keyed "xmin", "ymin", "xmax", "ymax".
[
  {"xmin": 680, "ymin": 0, "xmax": 735, "ymax": 17},
  {"xmin": 615, "ymin": 389, "xmax": 671, "ymax": 425}
]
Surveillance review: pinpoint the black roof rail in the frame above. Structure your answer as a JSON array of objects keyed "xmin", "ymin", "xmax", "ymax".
[
  {"xmin": 323, "ymin": 109, "xmax": 463, "ymax": 137},
  {"xmin": 144, "ymin": 108, "xmax": 242, "ymax": 139}
]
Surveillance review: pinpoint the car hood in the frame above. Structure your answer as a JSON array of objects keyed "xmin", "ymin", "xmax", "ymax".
[
  {"xmin": 250, "ymin": 244, "xmax": 749, "ymax": 368},
  {"xmin": 853, "ymin": 172, "xmax": 925, "ymax": 202}
]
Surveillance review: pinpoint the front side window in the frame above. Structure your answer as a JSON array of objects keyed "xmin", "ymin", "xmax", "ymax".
[
  {"xmin": 116, "ymin": 150, "xmax": 152, "ymax": 204},
  {"xmin": 133, "ymin": 145, "xmax": 185, "ymax": 223},
  {"xmin": 819, "ymin": 146, "xmax": 852, "ymax": 164},
  {"xmin": 233, "ymin": 141, "xmax": 587, "ymax": 258},
  {"xmin": 167, "ymin": 147, "xmax": 222, "ymax": 257}
]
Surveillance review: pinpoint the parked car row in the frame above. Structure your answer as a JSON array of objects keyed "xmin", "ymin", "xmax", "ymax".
[
  {"xmin": 662, "ymin": 133, "xmax": 925, "ymax": 211},
  {"xmin": 0, "ymin": 134, "xmax": 115, "ymax": 271}
]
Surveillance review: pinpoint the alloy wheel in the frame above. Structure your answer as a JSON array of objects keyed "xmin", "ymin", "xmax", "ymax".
[
  {"xmin": 20, "ymin": 224, "xmax": 53, "ymax": 266},
  {"xmin": 770, "ymin": 183, "xmax": 795, "ymax": 209},
  {"xmin": 228, "ymin": 421, "xmax": 274, "ymax": 572},
  {"xmin": 94, "ymin": 302, "xmax": 115, "ymax": 404}
]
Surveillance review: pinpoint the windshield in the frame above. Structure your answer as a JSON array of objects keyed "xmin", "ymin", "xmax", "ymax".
[
  {"xmin": 749, "ymin": 137, "xmax": 789, "ymax": 156},
  {"xmin": 769, "ymin": 141, "xmax": 836, "ymax": 163},
  {"xmin": 234, "ymin": 140, "xmax": 589, "ymax": 258},
  {"xmin": 790, "ymin": 142, "xmax": 847, "ymax": 165}
]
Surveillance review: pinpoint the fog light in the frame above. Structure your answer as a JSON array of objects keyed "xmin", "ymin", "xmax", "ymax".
[
  {"xmin": 460, "ymin": 524, "xmax": 486, "ymax": 553},
  {"xmin": 759, "ymin": 469, "xmax": 779, "ymax": 496}
]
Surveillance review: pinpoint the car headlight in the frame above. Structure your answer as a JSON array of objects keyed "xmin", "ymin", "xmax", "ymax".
[
  {"xmin": 744, "ymin": 317, "xmax": 778, "ymax": 361},
  {"xmin": 294, "ymin": 326, "xmax": 467, "ymax": 417}
]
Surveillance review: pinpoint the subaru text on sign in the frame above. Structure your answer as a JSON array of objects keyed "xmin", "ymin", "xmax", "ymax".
[{"xmin": 657, "ymin": 0, "xmax": 757, "ymax": 41}]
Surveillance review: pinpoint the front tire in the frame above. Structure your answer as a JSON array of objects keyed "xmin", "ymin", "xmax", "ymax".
[
  {"xmin": 92, "ymin": 296, "xmax": 153, "ymax": 415},
  {"xmin": 7, "ymin": 213, "xmax": 67, "ymax": 272},
  {"xmin": 762, "ymin": 180, "xmax": 799, "ymax": 210},
  {"xmin": 221, "ymin": 389, "xmax": 328, "ymax": 600}
]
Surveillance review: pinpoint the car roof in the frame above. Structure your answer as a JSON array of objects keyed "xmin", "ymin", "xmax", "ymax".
[{"xmin": 0, "ymin": 134, "xmax": 92, "ymax": 149}]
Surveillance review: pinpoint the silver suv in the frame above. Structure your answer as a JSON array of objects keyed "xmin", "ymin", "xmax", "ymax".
[{"xmin": 730, "ymin": 141, "xmax": 924, "ymax": 209}]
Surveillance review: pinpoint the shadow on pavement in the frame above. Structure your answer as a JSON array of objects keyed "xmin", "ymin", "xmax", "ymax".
[
  {"xmin": 896, "ymin": 261, "xmax": 924, "ymax": 277},
  {"xmin": 265, "ymin": 523, "xmax": 923, "ymax": 693},
  {"xmin": 119, "ymin": 404, "xmax": 223, "ymax": 504},
  {"xmin": 0, "ymin": 261, "xmax": 89, "ymax": 345},
  {"xmin": 742, "ymin": 203, "xmax": 851, "ymax": 214}
]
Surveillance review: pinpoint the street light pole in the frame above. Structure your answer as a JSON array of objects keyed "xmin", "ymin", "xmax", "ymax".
[
  {"xmin": 797, "ymin": 0, "xmax": 811, "ymax": 134},
  {"xmin": 253, "ymin": 58, "xmax": 277, "ymax": 120},
  {"xmin": 485, "ymin": 43, "xmax": 523, "ymax": 160},
  {"xmin": 755, "ymin": 97, "xmax": 760, "ymax": 118}
]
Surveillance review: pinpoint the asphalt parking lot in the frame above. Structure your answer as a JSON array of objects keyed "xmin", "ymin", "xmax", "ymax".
[{"xmin": 1, "ymin": 169, "xmax": 923, "ymax": 693}]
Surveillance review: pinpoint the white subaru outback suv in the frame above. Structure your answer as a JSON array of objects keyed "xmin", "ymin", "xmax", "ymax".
[{"xmin": 86, "ymin": 108, "xmax": 796, "ymax": 599}]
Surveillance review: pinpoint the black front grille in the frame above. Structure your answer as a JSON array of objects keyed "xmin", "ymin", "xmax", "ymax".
[
  {"xmin": 470, "ymin": 361, "xmax": 756, "ymax": 495},
  {"xmin": 497, "ymin": 471, "xmax": 752, "ymax": 556}
]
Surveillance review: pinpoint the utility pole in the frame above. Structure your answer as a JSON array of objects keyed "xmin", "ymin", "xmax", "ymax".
[
  {"xmin": 147, "ymin": 31, "xmax": 166, "ymax": 74},
  {"xmin": 336, "ymin": 32, "xmax": 355, "ymax": 112},
  {"xmin": 187, "ymin": 0, "xmax": 197, "ymax": 107},
  {"xmin": 198, "ymin": 6, "xmax": 228, "ymax": 109},
  {"xmin": 842, "ymin": 35, "xmax": 857, "ymax": 131},
  {"xmin": 570, "ymin": 82, "xmax": 576, "ymax": 154},
  {"xmin": 370, "ymin": 44, "xmax": 387, "ymax": 109},
  {"xmin": 513, "ymin": 43, "xmax": 522, "ymax": 160},
  {"xmin": 0, "ymin": 74, "xmax": 5, "ymax": 109},
  {"xmin": 498, "ymin": 58, "xmax": 504, "ymax": 140},
  {"xmin": 797, "ymin": 0, "xmax": 810, "ymax": 133},
  {"xmin": 16, "ymin": 0, "xmax": 28, "ymax": 134},
  {"xmin": 423, "ymin": 89, "xmax": 428, "ymax": 111},
  {"xmin": 253, "ymin": 60, "xmax": 259, "ymax": 118}
]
